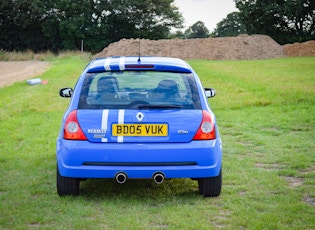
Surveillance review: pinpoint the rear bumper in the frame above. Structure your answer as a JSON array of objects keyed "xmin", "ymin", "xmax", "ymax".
[{"xmin": 56, "ymin": 138, "xmax": 222, "ymax": 179}]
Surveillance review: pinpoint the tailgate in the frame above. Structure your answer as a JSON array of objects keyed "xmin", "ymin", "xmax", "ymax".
[{"xmin": 77, "ymin": 109, "xmax": 202, "ymax": 143}]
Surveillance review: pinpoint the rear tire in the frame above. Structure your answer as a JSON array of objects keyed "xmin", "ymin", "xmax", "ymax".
[
  {"xmin": 198, "ymin": 169, "xmax": 222, "ymax": 197},
  {"xmin": 57, "ymin": 165, "xmax": 80, "ymax": 196}
]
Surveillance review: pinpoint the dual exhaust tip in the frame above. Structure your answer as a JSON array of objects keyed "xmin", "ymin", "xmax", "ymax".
[
  {"xmin": 115, "ymin": 172, "xmax": 127, "ymax": 184},
  {"xmin": 115, "ymin": 172, "xmax": 165, "ymax": 184}
]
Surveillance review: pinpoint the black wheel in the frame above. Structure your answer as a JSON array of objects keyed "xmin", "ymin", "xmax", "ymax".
[
  {"xmin": 198, "ymin": 169, "xmax": 222, "ymax": 197},
  {"xmin": 56, "ymin": 165, "xmax": 80, "ymax": 196}
]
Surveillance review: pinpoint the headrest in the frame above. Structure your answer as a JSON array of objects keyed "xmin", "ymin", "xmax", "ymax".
[
  {"xmin": 97, "ymin": 77, "xmax": 118, "ymax": 92},
  {"xmin": 158, "ymin": 80, "xmax": 178, "ymax": 90}
]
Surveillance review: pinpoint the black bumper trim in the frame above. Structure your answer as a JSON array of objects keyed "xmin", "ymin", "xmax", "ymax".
[{"xmin": 83, "ymin": 162, "xmax": 197, "ymax": 166}]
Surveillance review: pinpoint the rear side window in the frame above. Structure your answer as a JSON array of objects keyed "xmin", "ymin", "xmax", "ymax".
[{"xmin": 78, "ymin": 71, "xmax": 201, "ymax": 110}]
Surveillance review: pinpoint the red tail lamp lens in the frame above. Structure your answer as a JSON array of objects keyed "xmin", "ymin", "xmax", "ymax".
[
  {"xmin": 64, "ymin": 110, "xmax": 87, "ymax": 140},
  {"xmin": 193, "ymin": 110, "xmax": 216, "ymax": 140}
]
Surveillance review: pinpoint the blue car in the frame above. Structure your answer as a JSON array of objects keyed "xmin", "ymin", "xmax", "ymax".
[{"xmin": 57, "ymin": 56, "xmax": 222, "ymax": 197}]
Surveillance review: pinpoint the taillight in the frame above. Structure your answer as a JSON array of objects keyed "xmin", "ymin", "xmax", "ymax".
[
  {"xmin": 64, "ymin": 110, "xmax": 87, "ymax": 140},
  {"xmin": 193, "ymin": 110, "xmax": 216, "ymax": 140}
]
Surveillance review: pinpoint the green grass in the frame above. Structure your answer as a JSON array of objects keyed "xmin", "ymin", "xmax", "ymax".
[{"xmin": 0, "ymin": 56, "xmax": 314, "ymax": 229}]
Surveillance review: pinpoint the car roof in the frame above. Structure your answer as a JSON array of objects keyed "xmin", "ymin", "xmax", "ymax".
[{"xmin": 86, "ymin": 56, "xmax": 193, "ymax": 73}]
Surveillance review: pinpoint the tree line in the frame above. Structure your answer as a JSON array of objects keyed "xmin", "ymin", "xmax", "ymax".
[
  {"xmin": 0, "ymin": 0, "xmax": 183, "ymax": 53},
  {"xmin": 213, "ymin": 0, "xmax": 314, "ymax": 45},
  {"xmin": 0, "ymin": 0, "xmax": 314, "ymax": 53}
]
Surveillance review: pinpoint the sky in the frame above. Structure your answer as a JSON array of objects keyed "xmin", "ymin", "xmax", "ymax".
[{"xmin": 174, "ymin": 0, "xmax": 238, "ymax": 32}]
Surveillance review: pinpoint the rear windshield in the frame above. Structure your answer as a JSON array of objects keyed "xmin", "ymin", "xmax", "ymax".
[{"xmin": 78, "ymin": 71, "xmax": 201, "ymax": 110}]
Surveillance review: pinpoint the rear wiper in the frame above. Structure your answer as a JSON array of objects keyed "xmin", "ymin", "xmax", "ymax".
[{"xmin": 138, "ymin": 104, "xmax": 182, "ymax": 109}]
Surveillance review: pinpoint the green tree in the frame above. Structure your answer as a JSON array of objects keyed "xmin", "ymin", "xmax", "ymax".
[
  {"xmin": 184, "ymin": 21, "xmax": 209, "ymax": 38},
  {"xmin": 169, "ymin": 30, "xmax": 185, "ymax": 39},
  {"xmin": 103, "ymin": 0, "xmax": 183, "ymax": 43},
  {"xmin": 213, "ymin": 12, "xmax": 246, "ymax": 37},
  {"xmin": 0, "ymin": 0, "xmax": 48, "ymax": 51},
  {"xmin": 235, "ymin": 0, "xmax": 315, "ymax": 44},
  {"xmin": 0, "ymin": 0, "xmax": 183, "ymax": 53}
]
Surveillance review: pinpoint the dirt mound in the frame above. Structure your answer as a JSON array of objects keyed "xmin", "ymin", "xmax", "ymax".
[
  {"xmin": 95, "ymin": 34, "xmax": 287, "ymax": 60},
  {"xmin": 283, "ymin": 40, "xmax": 315, "ymax": 57}
]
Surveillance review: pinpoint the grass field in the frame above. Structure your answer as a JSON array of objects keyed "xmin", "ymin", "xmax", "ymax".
[{"xmin": 0, "ymin": 55, "xmax": 314, "ymax": 229}]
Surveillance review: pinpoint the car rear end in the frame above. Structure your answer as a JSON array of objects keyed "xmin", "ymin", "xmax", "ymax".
[{"xmin": 56, "ymin": 56, "xmax": 222, "ymax": 197}]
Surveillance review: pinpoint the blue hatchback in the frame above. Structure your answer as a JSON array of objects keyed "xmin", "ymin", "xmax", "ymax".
[{"xmin": 57, "ymin": 56, "xmax": 222, "ymax": 197}]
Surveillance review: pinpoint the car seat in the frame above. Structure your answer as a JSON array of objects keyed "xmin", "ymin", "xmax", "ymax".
[
  {"xmin": 148, "ymin": 79, "xmax": 182, "ymax": 103},
  {"xmin": 96, "ymin": 76, "xmax": 120, "ymax": 102}
]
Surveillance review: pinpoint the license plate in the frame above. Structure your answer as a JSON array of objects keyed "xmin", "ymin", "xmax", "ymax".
[{"xmin": 112, "ymin": 124, "xmax": 168, "ymax": 136}]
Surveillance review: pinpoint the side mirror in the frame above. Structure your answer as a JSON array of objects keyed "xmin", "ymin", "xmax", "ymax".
[
  {"xmin": 205, "ymin": 88, "xmax": 216, "ymax": 98},
  {"xmin": 59, "ymin": 88, "xmax": 73, "ymax": 98}
]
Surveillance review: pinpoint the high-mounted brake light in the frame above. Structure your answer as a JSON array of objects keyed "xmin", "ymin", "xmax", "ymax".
[
  {"xmin": 125, "ymin": 64, "xmax": 154, "ymax": 69},
  {"xmin": 64, "ymin": 110, "xmax": 87, "ymax": 140},
  {"xmin": 193, "ymin": 110, "xmax": 216, "ymax": 140}
]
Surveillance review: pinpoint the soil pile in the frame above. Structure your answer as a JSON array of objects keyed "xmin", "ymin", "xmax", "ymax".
[
  {"xmin": 283, "ymin": 40, "xmax": 315, "ymax": 57},
  {"xmin": 95, "ymin": 34, "xmax": 315, "ymax": 60},
  {"xmin": 95, "ymin": 34, "xmax": 286, "ymax": 60}
]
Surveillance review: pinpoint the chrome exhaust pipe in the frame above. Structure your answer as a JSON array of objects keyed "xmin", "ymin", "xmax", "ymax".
[
  {"xmin": 153, "ymin": 173, "xmax": 165, "ymax": 184},
  {"xmin": 115, "ymin": 172, "xmax": 127, "ymax": 184}
]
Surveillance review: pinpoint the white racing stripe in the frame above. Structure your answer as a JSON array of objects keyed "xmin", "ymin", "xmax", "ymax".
[
  {"xmin": 101, "ymin": 109, "xmax": 125, "ymax": 143},
  {"xmin": 101, "ymin": 109, "xmax": 109, "ymax": 142},
  {"xmin": 117, "ymin": 109, "xmax": 125, "ymax": 143},
  {"xmin": 104, "ymin": 57, "xmax": 112, "ymax": 71},
  {"xmin": 119, "ymin": 56, "xmax": 125, "ymax": 70}
]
